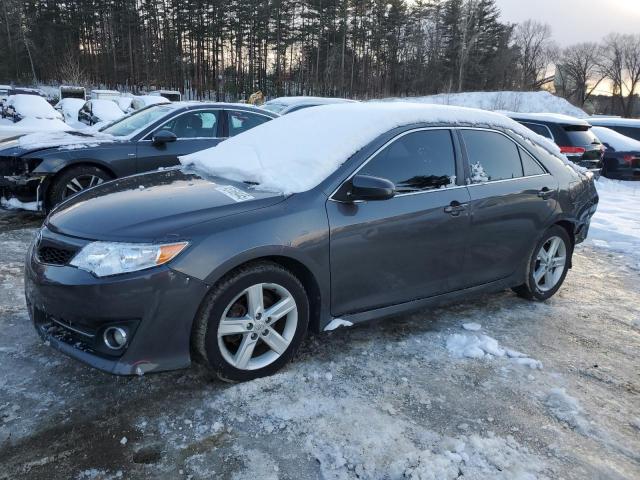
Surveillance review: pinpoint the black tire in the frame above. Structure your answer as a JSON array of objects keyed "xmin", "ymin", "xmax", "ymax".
[
  {"xmin": 192, "ymin": 261, "xmax": 309, "ymax": 382},
  {"xmin": 47, "ymin": 165, "xmax": 112, "ymax": 209},
  {"xmin": 512, "ymin": 225, "xmax": 572, "ymax": 301}
]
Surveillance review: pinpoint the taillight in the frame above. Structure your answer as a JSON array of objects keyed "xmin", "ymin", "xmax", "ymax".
[
  {"xmin": 623, "ymin": 155, "xmax": 634, "ymax": 164},
  {"xmin": 559, "ymin": 146, "xmax": 586, "ymax": 155}
]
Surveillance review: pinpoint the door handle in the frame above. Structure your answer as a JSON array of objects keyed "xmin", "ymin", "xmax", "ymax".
[
  {"xmin": 537, "ymin": 187, "xmax": 552, "ymax": 199},
  {"xmin": 444, "ymin": 201, "xmax": 467, "ymax": 216}
]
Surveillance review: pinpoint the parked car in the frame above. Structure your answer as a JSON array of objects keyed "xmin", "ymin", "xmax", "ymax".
[
  {"xmin": 0, "ymin": 85, "xmax": 11, "ymax": 107},
  {"xmin": 24, "ymin": 103, "xmax": 598, "ymax": 381},
  {"xmin": 55, "ymin": 98, "xmax": 86, "ymax": 123},
  {"xmin": 0, "ymin": 102, "xmax": 277, "ymax": 210},
  {"xmin": 262, "ymin": 96, "xmax": 356, "ymax": 115},
  {"xmin": 588, "ymin": 117, "xmax": 640, "ymax": 142},
  {"xmin": 592, "ymin": 126, "xmax": 640, "ymax": 180},
  {"xmin": 149, "ymin": 89, "xmax": 182, "ymax": 102},
  {"xmin": 506, "ymin": 112, "xmax": 604, "ymax": 172},
  {"xmin": 130, "ymin": 95, "xmax": 170, "ymax": 112},
  {"xmin": 2, "ymin": 94, "xmax": 64, "ymax": 123},
  {"xmin": 77, "ymin": 99, "xmax": 125, "ymax": 126},
  {"xmin": 1, "ymin": 88, "xmax": 48, "ymax": 117},
  {"xmin": 113, "ymin": 95, "xmax": 135, "ymax": 113}
]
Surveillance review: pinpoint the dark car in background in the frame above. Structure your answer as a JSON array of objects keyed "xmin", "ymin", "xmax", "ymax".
[
  {"xmin": 592, "ymin": 125, "xmax": 640, "ymax": 180},
  {"xmin": 506, "ymin": 113, "xmax": 604, "ymax": 172},
  {"xmin": 0, "ymin": 102, "xmax": 277, "ymax": 210},
  {"xmin": 589, "ymin": 117, "xmax": 640, "ymax": 142},
  {"xmin": 24, "ymin": 103, "xmax": 598, "ymax": 381}
]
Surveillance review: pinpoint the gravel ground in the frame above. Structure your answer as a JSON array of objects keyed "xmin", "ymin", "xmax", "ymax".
[{"xmin": 0, "ymin": 208, "xmax": 638, "ymax": 480}]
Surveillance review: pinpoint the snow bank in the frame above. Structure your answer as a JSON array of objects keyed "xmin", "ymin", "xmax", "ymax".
[
  {"xmin": 592, "ymin": 126, "xmax": 640, "ymax": 152},
  {"xmin": 446, "ymin": 326, "xmax": 542, "ymax": 369},
  {"xmin": 587, "ymin": 178, "xmax": 640, "ymax": 261},
  {"xmin": 17, "ymin": 130, "xmax": 117, "ymax": 150},
  {"xmin": 181, "ymin": 102, "xmax": 572, "ymax": 194},
  {"xmin": 379, "ymin": 91, "xmax": 587, "ymax": 118}
]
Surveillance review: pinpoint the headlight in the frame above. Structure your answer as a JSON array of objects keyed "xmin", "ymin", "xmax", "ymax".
[{"xmin": 70, "ymin": 241, "xmax": 188, "ymax": 277}]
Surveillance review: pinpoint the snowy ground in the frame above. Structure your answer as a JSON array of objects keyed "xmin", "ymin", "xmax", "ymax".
[{"xmin": 0, "ymin": 181, "xmax": 639, "ymax": 479}]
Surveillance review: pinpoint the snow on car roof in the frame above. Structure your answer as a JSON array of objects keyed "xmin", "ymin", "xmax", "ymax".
[
  {"xmin": 91, "ymin": 99, "xmax": 125, "ymax": 120},
  {"xmin": 592, "ymin": 126, "xmax": 640, "ymax": 152},
  {"xmin": 589, "ymin": 117, "xmax": 640, "ymax": 128},
  {"xmin": 181, "ymin": 102, "xmax": 571, "ymax": 195},
  {"xmin": 7, "ymin": 94, "xmax": 58, "ymax": 118},
  {"xmin": 265, "ymin": 96, "xmax": 356, "ymax": 106},
  {"xmin": 502, "ymin": 111, "xmax": 590, "ymax": 126}
]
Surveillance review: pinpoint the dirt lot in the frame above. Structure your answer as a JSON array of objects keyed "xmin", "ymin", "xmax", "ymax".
[{"xmin": 0, "ymin": 208, "xmax": 638, "ymax": 480}]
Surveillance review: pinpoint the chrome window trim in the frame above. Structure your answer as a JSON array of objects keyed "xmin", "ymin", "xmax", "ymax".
[
  {"xmin": 329, "ymin": 127, "xmax": 459, "ymax": 202},
  {"xmin": 140, "ymin": 107, "xmax": 224, "ymax": 142}
]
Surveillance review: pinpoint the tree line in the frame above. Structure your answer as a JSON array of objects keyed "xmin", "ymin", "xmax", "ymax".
[{"xmin": 1, "ymin": 0, "xmax": 639, "ymax": 116}]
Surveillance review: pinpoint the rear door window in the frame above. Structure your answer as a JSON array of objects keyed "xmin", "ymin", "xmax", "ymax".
[
  {"xmin": 228, "ymin": 110, "xmax": 271, "ymax": 137},
  {"xmin": 521, "ymin": 122, "xmax": 553, "ymax": 139},
  {"xmin": 358, "ymin": 129, "xmax": 457, "ymax": 192},
  {"xmin": 461, "ymin": 130, "xmax": 523, "ymax": 183}
]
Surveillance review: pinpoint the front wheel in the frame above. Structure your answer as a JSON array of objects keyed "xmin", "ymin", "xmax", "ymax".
[
  {"xmin": 513, "ymin": 225, "xmax": 572, "ymax": 301},
  {"xmin": 192, "ymin": 262, "xmax": 309, "ymax": 382},
  {"xmin": 47, "ymin": 165, "xmax": 111, "ymax": 209}
]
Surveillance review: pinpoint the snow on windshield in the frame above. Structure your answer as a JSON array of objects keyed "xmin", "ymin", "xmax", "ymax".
[
  {"xmin": 180, "ymin": 102, "xmax": 573, "ymax": 194},
  {"xmin": 7, "ymin": 94, "xmax": 58, "ymax": 118},
  {"xmin": 592, "ymin": 126, "xmax": 640, "ymax": 152},
  {"xmin": 92, "ymin": 100, "xmax": 125, "ymax": 121}
]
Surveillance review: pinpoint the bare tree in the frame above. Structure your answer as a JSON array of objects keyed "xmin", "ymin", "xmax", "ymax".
[
  {"xmin": 58, "ymin": 51, "xmax": 87, "ymax": 85},
  {"xmin": 512, "ymin": 20, "xmax": 557, "ymax": 90},
  {"xmin": 600, "ymin": 33, "xmax": 640, "ymax": 117},
  {"xmin": 556, "ymin": 42, "xmax": 604, "ymax": 107}
]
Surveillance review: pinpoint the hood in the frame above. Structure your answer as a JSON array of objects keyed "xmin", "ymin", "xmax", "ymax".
[
  {"xmin": 46, "ymin": 168, "xmax": 286, "ymax": 241},
  {"xmin": 0, "ymin": 130, "xmax": 119, "ymax": 157}
]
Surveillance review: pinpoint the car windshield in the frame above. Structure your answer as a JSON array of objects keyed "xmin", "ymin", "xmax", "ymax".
[
  {"xmin": 100, "ymin": 105, "xmax": 174, "ymax": 137},
  {"xmin": 262, "ymin": 102, "xmax": 287, "ymax": 114}
]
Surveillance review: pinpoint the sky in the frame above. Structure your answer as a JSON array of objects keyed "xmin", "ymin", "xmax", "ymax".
[{"xmin": 495, "ymin": 0, "xmax": 640, "ymax": 47}]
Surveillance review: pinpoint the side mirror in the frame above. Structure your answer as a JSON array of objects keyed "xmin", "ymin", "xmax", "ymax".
[
  {"xmin": 348, "ymin": 175, "xmax": 395, "ymax": 201},
  {"xmin": 152, "ymin": 130, "xmax": 177, "ymax": 145}
]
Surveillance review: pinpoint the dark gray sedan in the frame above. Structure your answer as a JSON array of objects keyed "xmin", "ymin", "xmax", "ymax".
[{"xmin": 24, "ymin": 104, "xmax": 599, "ymax": 381}]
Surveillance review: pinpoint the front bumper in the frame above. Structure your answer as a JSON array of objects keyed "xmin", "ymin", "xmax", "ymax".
[{"xmin": 24, "ymin": 235, "xmax": 210, "ymax": 375}]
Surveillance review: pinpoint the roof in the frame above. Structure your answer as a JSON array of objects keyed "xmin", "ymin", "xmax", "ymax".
[
  {"xmin": 502, "ymin": 111, "xmax": 590, "ymax": 126},
  {"xmin": 592, "ymin": 126, "xmax": 640, "ymax": 152},
  {"xmin": 265, "ymin": 96, "xmax": 356, "ymax": 106},
  {"xmin": 588, "ymin": 117, "xmax": 640, "ymax": 128},
  {"xmin": 180, "ymin": 102, "xmax": 570, "ymax": 195}
]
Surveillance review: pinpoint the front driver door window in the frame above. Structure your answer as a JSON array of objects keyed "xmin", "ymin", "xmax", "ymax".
[
  {"xmin": 326, "ymin": 129, "xmax": 472, "ymax": 315},
  {"xmin": 136, "ymin": 110, "xmax": 223, "ymax": 172}
]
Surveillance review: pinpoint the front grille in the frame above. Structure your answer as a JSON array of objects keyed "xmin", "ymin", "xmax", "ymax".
[{"xmin": 37, "ymin": 246, "xmax": 77, "ymax": 265}]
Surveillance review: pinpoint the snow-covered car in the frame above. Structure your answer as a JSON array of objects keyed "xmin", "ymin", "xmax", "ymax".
[
  {"xmin": 592, "ymin": 126, "xmax": 640, "ymax": 180},
  {"xmin": 77, "ymin": 99, "xmax": 125, "ymax": 126},
  {"xmin": 130, "ymin": 95, "xmax": 171, "ymax": 111},
  {"xmin": 113, "ymin": 95, "xmax": 134, "ymax": 113},
  {"xmin": 55, "ymin": 98, "xmax": 86, "ymax": 123},
  {"xmin": 23, "ymin": 103, "xmax": 598, "ymax": 380},
  {"xmin": 588, "ymin": 117, "xmax": 640, "ymax": 142},
  {"xmin": 0, "ymin": 85, "xmax": 11, "ymax": 108},
  {"xmin": 0, "ymin": 94, "xmax": 70, "ymax": 141},
  {"xmin": 505, "ymin": 112, "xmax": 604, "ymax": 173},
  {"xmin": 0, "ymin": 102, "xmax": 276, "ymax": 210},
  {"xmin": 149, "ymin": 89, "xmax": 182, "ymax": 102},
  {"xmin": 262, "ymin": 96, "xmax": 356, "ymax": 115}
]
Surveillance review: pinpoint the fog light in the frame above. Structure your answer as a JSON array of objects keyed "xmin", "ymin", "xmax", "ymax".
[{"xmin": 103, "ymin": 327, "xmax": 128, "ymax": 350}]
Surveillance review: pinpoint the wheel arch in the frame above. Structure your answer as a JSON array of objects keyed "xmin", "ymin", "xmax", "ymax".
[
  {"xmin": 552, "ymin": 219, "xmax": 576, "ymax": 268},
  {"xmin": 43, "ymin": 161, "xmax": 117, "ymax": 209}
]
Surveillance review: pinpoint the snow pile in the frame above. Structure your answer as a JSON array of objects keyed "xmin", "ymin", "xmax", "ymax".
[
  {"xmin": 181, "ymin": 102, "xmax": 572, "ymax": 194},
  {"xmin": 1, "ymin": 196, "xmax": 39, "ymax": 211},
  {"xmin": 55, "ymin": 98, "xmax": 86, "ymax": 123},
  {"xmin": 379, "ymin": 91, "xmax": 588, "ymax": 118},
  {"xmin": 587, "ymin": 178, "xmax": 640, "ymax": 261},
  {"xmin": 592, "ymin": 126, "xmax": 640, "ymax": 152},
  {"xmin": 545, "ymin": 388, "xmax": 591, "ymax": 435},
  {"xmin": 446, "ymin": 325, "xmax": 542, "ymax": 369},
  {"xmin": 17, "ymin": 130, "xmax": 117, "ymax": 150},
  {"xmin": 91, "ymin": 99, "xmax": 125, "ymax": 121}
]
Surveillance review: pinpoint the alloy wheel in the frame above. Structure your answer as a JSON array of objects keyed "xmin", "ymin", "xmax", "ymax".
[
  {"xmin": 63, "ymin": 175, "xmax": 105, "ymax": 199},
  {"xmin": 217, "ymin": 283, "xmax": 298, "ymax": 370},
  {"xmin": 533, "ymin": 235, "xmax": 567, "ymax": 292}
]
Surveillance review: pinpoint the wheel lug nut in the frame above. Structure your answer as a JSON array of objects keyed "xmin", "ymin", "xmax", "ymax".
[
  {"xmin": 262, "ymin": 329, "xmax": 269, "ymax": 336},
  {"xmin": 247, "ymin": 323, "xmax": 253, "ymax": 330},
  {"xmin": 256, "ymin": 313, "xmax": 262, "ymax": 320},
  {"xmin": 251, "ymin": 333, "xmax": 258, "ymax": 340}
]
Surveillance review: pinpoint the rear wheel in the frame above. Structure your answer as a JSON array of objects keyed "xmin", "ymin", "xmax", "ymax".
[
  {"xmin": 513, "ymin": 226, "xmax": 572, "ymax": 301},
  {"xmin": 47, "ymin": 165, "xmax": 111, "ymax": 208},
  {"xmin": 192, "ymin": 262, "xmax": 309, "ymax": 382}
]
